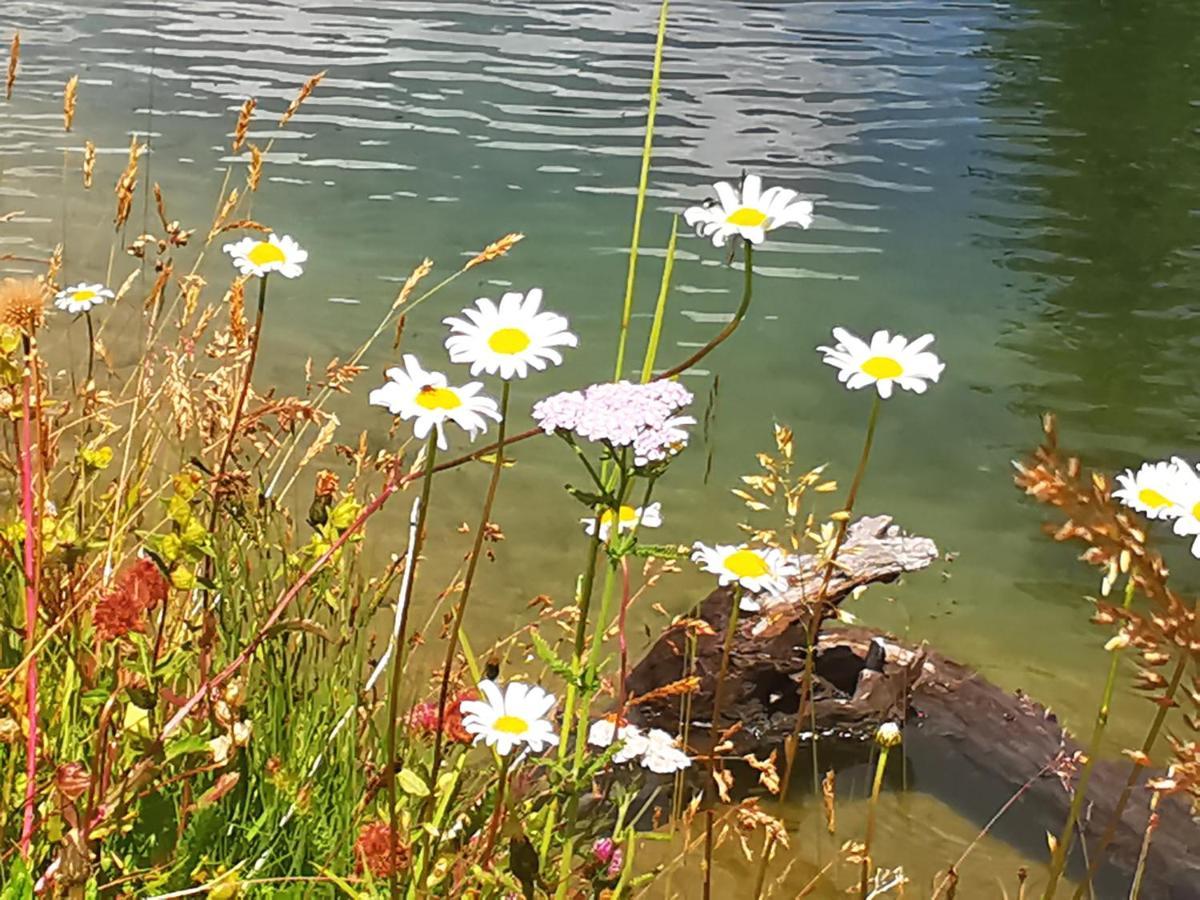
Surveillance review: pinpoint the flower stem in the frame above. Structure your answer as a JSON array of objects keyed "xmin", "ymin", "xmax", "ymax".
[
  {"xmin": 428, "ymin": 381, "xmax": 510, "ymax": 796},
  {"xmin": 703, "ymin": 586, "xmax": 743, "ymax": 900},
  {"xmin": 860, "ymin": 744, "xmax": 893, "ymax": 897},
  {"xmin": 1042, "ymin": 575, "xmax": 1137, "ymax": 899},
  {"xmin": 84, "ymin": 309, "xmax": 95, "ymax": 387},
  {"xmin": 18, "ymin": 335, "xmax": 39, "ymax": 857},
  {"xmin": 661, "ymin": 242, "xmax": 752, "ymax": 379},
  {"xmin": 480, "ymin": 754, "xmax": 511, "ymax": 868},
  {"xmin": 758, "ymin": 393, "xmax": 881, "ymax": 897},
  {"xmin": 199, "ymin": 274, "xmax": 268, "ymax": 682},
  {"xmin": 386, "ymin": 432, "xmax": 438, "ymax": 899}
]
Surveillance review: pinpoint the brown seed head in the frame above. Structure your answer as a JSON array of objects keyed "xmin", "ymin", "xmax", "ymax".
[
  {"xmin": 279, "ymin": 70, "xmax": 326, "ymax": 128},
  {"xmin": 466, "ymin": 231, "xmax": 524, "ymax": 270},
  {"xmin": 63, "ymin": 75, "xmax": 78, "ymax": 131},
  {"xmin": 232, "ymin": 97, "xmax": 256, "ymax": 152},
  {"xmin": 82, "ymin": 140, "xmax": 96, "ymax": 188},
  {"xmin": 5, "ymin": 32, "xmax": 18, "ymax": 101},
  {"xmin": 0, "ymin": 277, "xmax": 47, "ymax": 333},
  {"xmin": 247, "ymin": 143, "xmax": 263, "ymax": 192}
]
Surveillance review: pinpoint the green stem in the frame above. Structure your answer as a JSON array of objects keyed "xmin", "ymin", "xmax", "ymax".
[
  {"xmin": 1069, "ymin": 629, "xmax": 1189, "ymax": 898},
  {"xmin": 84, "ymin": 309, "xmax": 95, "ymax": 387},
  {"xmin": 613, "ymin": 0, "xmax": 669, "ymax": 381},
  {"xmin": 661, "ymin": 242, "xmax": 752, "ymax": 379},
  {"xmin": 386, "ymin": 432, "xmax": 438, "ymax": 900},
  {"xmin": 759, "ymin": 392, "xmax": 881, "ymax": 898},
  {"xmin": 639, "ymin": 216, "xmax": 677, "ymax": 383},
  {"xmin": 860, "ymin": 745, "xmax": 893, "ymax": 897},
  {"xmin": 1042, "ymin": 575, "xmax": 1137, "ymax": 899},
  {"xmin": 427, "ymin": 382, "xmax": 510, "ymax": 799},
  {"xmin": 703, "ymin": 586, "xmax": 743, "ymax": 900}
]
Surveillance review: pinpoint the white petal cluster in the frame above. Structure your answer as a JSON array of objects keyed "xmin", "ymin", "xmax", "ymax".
[
  {"xmin": 444, "ymin": 288, "xmax": 577, "ymax": 380},
  {"xmin": 683, "ymin": 174, "xmax": 814, "ymax": 246},
  {"xmin": 587, "ymin": 718, "xmax": 690, "ymax": 774},
  {"xmin": 222, "ymin": 233, "xmax": 308, "ymax": 279},
  {"xmin": 691, "ymin": 543, "xmax": 800, "ymax": 605},
  {"xmin": 818, "ymin": 328, "xmax": 944, "ymax": 399},
  {"xmin": 368, "ymin": 354, "xmax": 501, "ymax": 450},
  {"xmin": 459, "ymin": 679, "xmax": 558, "ymax": 758},
  {"xmin": 54, "ymin": 282, "xmax": 114, "ymax": 315}
]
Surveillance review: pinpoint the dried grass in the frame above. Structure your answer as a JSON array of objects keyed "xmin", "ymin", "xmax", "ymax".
[
  {"xmin": 63, "ymin": 75, "xmax": 78, "ymax": 131},
  {"xmin": 5, "ymin": 32, "xmax": 18, "ymax": 101},
  {"xmin": 279, "ymin": 70, "xmax": 326, "ymax": 128}
]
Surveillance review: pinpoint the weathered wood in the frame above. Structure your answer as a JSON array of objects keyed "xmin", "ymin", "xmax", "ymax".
[
  {"xmin": 626, "ymin": 516, "xmax": 1200, "ymax": 898},
  {"xmin": 627, "ymin": 515, "xmax": 937, "ymax": 752}
]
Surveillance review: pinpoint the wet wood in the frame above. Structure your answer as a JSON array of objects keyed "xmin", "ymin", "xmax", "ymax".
[{"xmin": 626, "ymin": 516, "xmax": 1200, "ymax": 898}]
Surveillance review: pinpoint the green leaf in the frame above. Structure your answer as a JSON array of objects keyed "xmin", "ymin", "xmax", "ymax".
[
  {"xmin": 165, "ymin": 734, "xmax": 211, "ymax": 762},
  {"xmin": 397, "ymin": 768, "xmax": 430, "ymax": 798},
  {"xmin": 529, "ymin": 630, "xmax": 575, "ymax": 684}
]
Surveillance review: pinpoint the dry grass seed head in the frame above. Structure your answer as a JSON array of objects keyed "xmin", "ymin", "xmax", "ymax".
[
  {"xmin": 63, "ymin": 74, "xmax": 78, "ymax": 131},
  {"xmin": 393, "ymin": 257, "xmax": 433, "ymax": 310},
  {"xmin": 0, "ymin": 277, "xmax": 48, "ymax": 333},
  {"xmin": 279, "ymin": 70, "xmax": 326, "ymax": 128},
  {"xmin": 246, "ymin": 144, "xmax": 263, "ymax": 193},
  {"xmin": 114, "ymin": 135, "xmax": 145, "ymax": 229},
  {"xmin": 465, "ymin": 232, "xmax": 524, "ymax": 270},
  {"xmin": 232, "ymin": 97, "xmax": 256, "ymax": 152},
  {"xmin": 5, "ymin": 32, "xmax": 18, "ymax": 101},
  {"xmin": 82, "ymin": 140, "xmax": 96, "ymax": 188}
]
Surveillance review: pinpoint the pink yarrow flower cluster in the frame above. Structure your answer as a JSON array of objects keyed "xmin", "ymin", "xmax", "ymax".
[{"xmin": 532, "ymin": 380, "xmax": 695, "ymax": 466}]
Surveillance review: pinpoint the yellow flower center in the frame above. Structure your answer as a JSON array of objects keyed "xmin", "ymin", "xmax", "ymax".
[
  {"xmin": 600, "ymin": 505, "xmax": 639, "ymax": 527},
  {"xmin": 1193, "ymin": 501, "xmax": 1200, "ymax": 521},
  {"xmin": 487, "ymin": 327, "xmax": 531, "ymax": 355},
  {"xmin": 724, "ymin": 549, "xmax": 770, "ymax": 578},
  {"xmin": 1138, "ymin": 487, "xmax": 1173, "ymax": 510},
  {"xmin": 726, "ymin": 207, "xmax": 768, "ymax": 227},
  {"xmin": 72, "ymin": 289, "xmax": 96, "ymax": 302},
  {"xmin": 493, "ymin": 714, "xmax": 529, "ymax": 735},
  {"xmin": 246, "ymin": 241, "xmax": 286, "ymax": 267},
  {"xmin": 415, "ymin": 385, "xmax": 462, "ymax": 411},
  {"xmin": 861, "ymin": 356, "xmax": 904, "ymax": 379}
]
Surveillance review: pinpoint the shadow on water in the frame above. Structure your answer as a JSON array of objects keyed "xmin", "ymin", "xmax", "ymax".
[{"xmin": 976, "ymin": 0, "xmax": 1200, "ymax": 456}]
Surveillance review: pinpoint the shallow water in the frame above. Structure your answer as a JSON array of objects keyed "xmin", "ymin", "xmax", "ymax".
[{"xmin": 2, "ymin": 0, "xmax": 1198, "ymax": 894}]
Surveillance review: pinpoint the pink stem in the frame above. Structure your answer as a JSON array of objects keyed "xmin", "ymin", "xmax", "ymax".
[{"xmin": 19, "ymin": 347, "xmax": 39, "ymax": 856}]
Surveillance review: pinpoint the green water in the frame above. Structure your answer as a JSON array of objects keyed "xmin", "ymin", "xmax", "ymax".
[{"xmin": 2, "ymin": 0, "xmax": 1198, "ymax": 894}]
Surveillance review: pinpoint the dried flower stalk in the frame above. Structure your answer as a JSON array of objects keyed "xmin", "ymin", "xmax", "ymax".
[
  {"xmin": 114, "ymin": 135, "xmax": 145, "ymax": 229},
  {"xmin": 393, "ymin": 257, "xmax": 433, "ymax": 310},
  {"xmin": 246, "ymin": 144, "xmax": 263, "ymax": 193},
  {"xmin": 207, "ymin": 187, "xmax": 240, "ymax": 242}
]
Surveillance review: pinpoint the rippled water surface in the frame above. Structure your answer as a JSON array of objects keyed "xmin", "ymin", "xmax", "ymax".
[{"xmin": 2, "ymin": 0, "xmax": 1199, "ymax": 894}]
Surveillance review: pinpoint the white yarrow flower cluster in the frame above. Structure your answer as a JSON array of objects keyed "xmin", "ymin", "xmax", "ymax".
[
  {"xmin": 532, "ymin": 380, "xmax": 695, "ymax": 466},
  {"xmin": 587, "ymin": 719, "xmax": 691, "ymax": 774},
  {"xmin": 581, "ymin": 502, "xmax": 662, "ymax": 542}
]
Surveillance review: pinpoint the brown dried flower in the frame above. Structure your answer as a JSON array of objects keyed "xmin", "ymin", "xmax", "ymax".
[
  {"xmin": 0, "ymin": 277, "xmax": 48, "ymax": 333},
  {"xmin": 93, "ymin": 558, "xmax": 170, "ymax": 641},
  {"xmin": 314, "ymin": 469, "xmax": 339, "ymax": 499},
  {"xmin": 56, "ymin": 762, "xmax": 91, "ymax": 802},
  {"xmin": 5, "ymin": 32, "xmax": 18, "ymax": 101},
  {"xmin": 82, "ymin": 140, "xmax": 96, "ymax": 188},
  {"xmin": 354, "ymin": 820, "xmax": 411, "ymax": 879}
]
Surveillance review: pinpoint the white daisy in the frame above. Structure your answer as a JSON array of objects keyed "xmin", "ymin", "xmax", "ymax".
[
  {"xmin": 1162, "ymin": 459, "xmax": 1200, "ymax": 557},
  {"xmin": 587, "ymin": 718, "xmax": 649, "ymax": 764},
  {"xmin": 639, "ymin": 728, "xmax": 691, "ymax": 774},
  {"xmin": 581, "ymin": 502, "xmax": 662, "ymax": 542},
  {"xmin": 222, "ymin": 233, "xmax": 307, "ymax": 279},
  {"xmin": 444, "ymin": 288, "xmax": 577, "ymax": 380},
  {"xmin": 368, "ymin": 354, "xmax": 501, "ymax": 450},
  {"xmin": 54, "ymin": 282, "xmax": 114, "ymax": 315},
  {"xmin": 1113, "ymin": 459, "xmax": 1188, "ymax": 520},
  {"xmin": 459, "ymin": 679, "xmax": 558, "ymax": 758},
  {"xmin": 682, "ymin": 173, "xmax": 814, "ymax": 246},
  {"xmin": 818, "ymin": 327, "xmax": 945, "ymax": 399},
  {"xmin": 691, "ymin": 543, "xmax": 800, "ymax": 607}
]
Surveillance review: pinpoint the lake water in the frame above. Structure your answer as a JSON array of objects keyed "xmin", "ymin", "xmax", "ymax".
[{"xmin": 2, "ymin": 0, "xmax": 1198, "ymax": 894}]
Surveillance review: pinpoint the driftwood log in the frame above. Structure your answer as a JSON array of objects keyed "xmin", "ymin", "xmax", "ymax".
[{"xmin": 626, "ymin": 516, "xmax": 1200, "ymax": 899}]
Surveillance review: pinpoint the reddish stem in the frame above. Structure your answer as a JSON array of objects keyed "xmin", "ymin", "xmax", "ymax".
[{"xmin": 18, "ymin": 338, "xmax": 39, "ymax": 857}]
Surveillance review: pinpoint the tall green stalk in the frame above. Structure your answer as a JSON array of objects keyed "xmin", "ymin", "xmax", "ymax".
[
  {"xmin": 613, "ymin": 0, "xmax": 669, "ymax": 380},
  {"xmin": 385, "ymin": 432, "xmax": 438, "ymax": 899},
  {"xmin": 640, "ymin": 216, "xmax": 677, "ymax": 383},
  {"xmin": 427, "ymin": 381, "xmax": 511, "ymax": 794},
  {"xmin": 1042, "ymin": 575, "xmax": 1138, "ymax": 899},
  {"xmin": 860, "ymin": 727, "xmax": 900, "ymax": 897}
]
